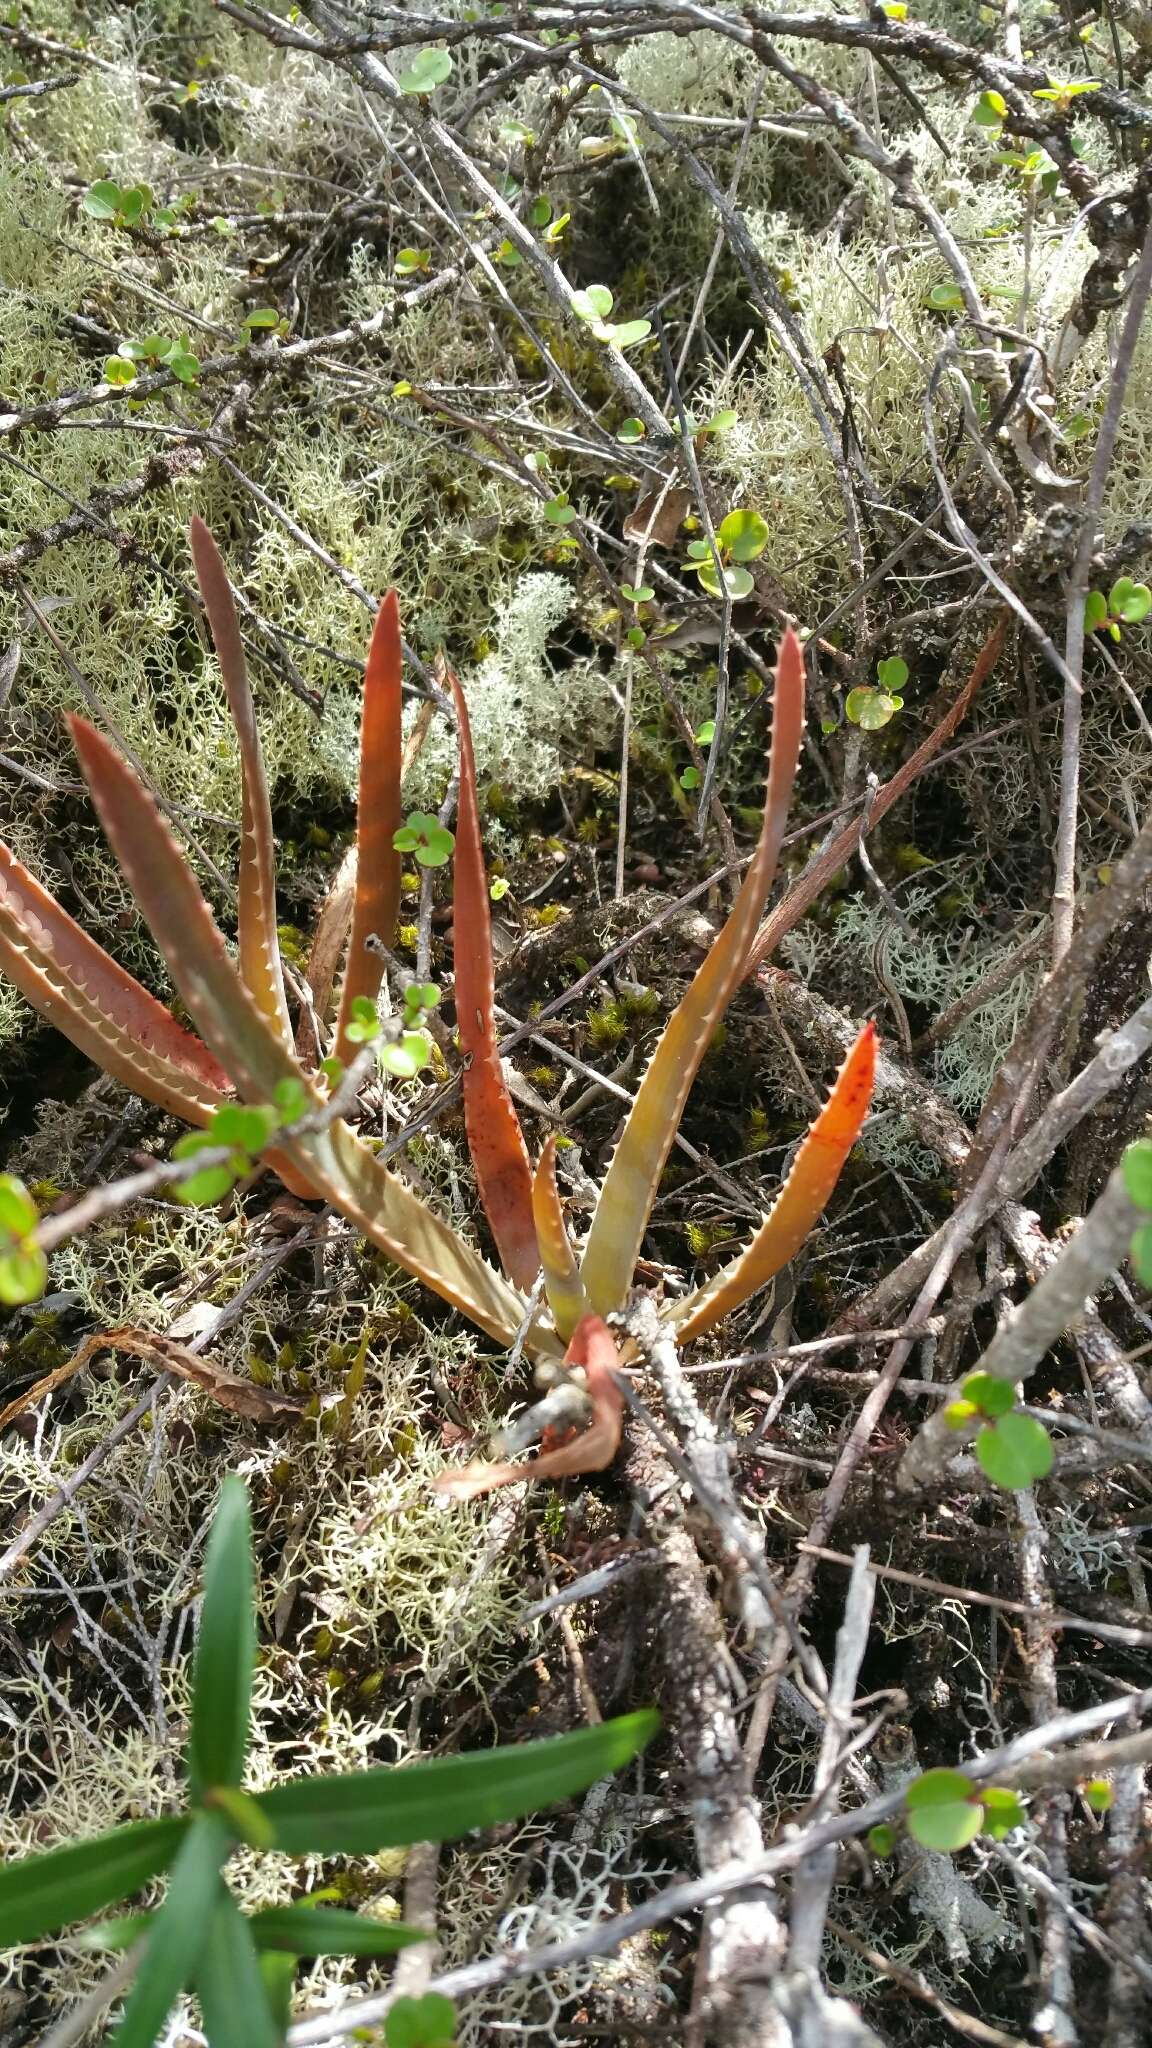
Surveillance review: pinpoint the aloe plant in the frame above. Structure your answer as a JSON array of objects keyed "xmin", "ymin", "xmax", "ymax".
[{"xmin": 0, "ymin": 528, "xmax": 875, "ymax": 1387}]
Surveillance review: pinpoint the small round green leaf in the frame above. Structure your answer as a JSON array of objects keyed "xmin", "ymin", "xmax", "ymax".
[
  {"xmin": 944, "ymin": 1398, "xmax": 979, "ymax": 1431},
  {"xmin": 0, "ymin": 1243, "xmax": 47, "ymax": 1306},
  {"xmin": 211, "ymin": 1104, "xmax": 278, "ymax": 1155},
  {"xmin": 385, "ymin": 1991, "xmax": 457, "ymax": 2048},
  {"xmin": 926, "ymin": 281, "xmax": 965, "ymax": 311},
  {"xmin": 1084, "ymin": 589, "xmax": 1110, "ymax": 633},
  {"xmin": 1123, "ymin": 1139, "xmax": 1152, "ymax": 1209},
  {"xmin": 1130, "ymin": 1222, "xmax": 1152, "ymax": 1286},
  {"xmin": 103, "ymin": 355, "xmax": 137, "ymax": 386},
  {"xmin": 696, "ymin": 558, "xmax": 754, "ymax": 599},
  {"xmin": 960, "ymin": 1371, "xmax": 1015, "ymax": 1418},
  {"xmin": 716, "ymin": 507, "xmax": 770, "ymax": 562},
  {"xmin": 571, "ymin": 284, "xmax": 613, "ymax": 322},
  {"xmin": 396, "ymin": 47, "xmax": 453, "ymax": 93},
  {"xmin": 617, "ymin": 417, "xmax": 645, "ymax": 443},
  {"xmin": 1110, "ymin": 577, "xmax": 1152, "ymax": 623},
  {"xmin": 611, "ymin": 318, "xmax": 652, "ymax": 350},
  {"xmin": 980, "ymin": 1786, "xmax": 1025, "ymax": 1839},
  {"xmin": 82, "ymin": 179, "xmax": 122, "ymax": 220},
  {"xmin": 867, "ymin": 1823, "xmax": 897, "ymax": 1857},
  {"xmin": 1083, "ymin": 1778, "xmax": 1113, "ymax": 1813},
  {"xmin": 905, "ymin": 1768, "xmax": 982, "ymax": 1851},
  {"xmin": 876, "ymin": 656, "xmax": 909, "ymax": 693},
  {"xmin": 976, "ymin": 1412, "xmax": 1054, "ymax": 1490},
  {"xmin": 0, "ymin": 1172, "xmax": 38, "ymax": 1240}
]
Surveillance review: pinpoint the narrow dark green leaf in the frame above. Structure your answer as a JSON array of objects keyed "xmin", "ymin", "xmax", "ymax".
[
  {"xmin": 252, "ymin": 1711, "xmax": 659, "ymax": 1856},
  {"xmin": 0, "ymin": 1816, "xmax": 187, "ymax": 1947},
  {"xmin": 249, "ymin": 1904, "xmax": 429, "ymax": 1957},
  {"xmin": 189, "ymin": 1477, "xmax": 255, "ymax": 1799},
  {"xmin": 111, "ymin": 1814, "xmax": 231, "ymax": 2048},
  {"xmin": 260, "ymin": 1952, "xmax": 297, "ymax": 2037},
  {"xmin": 195, "ymin": 1886, "xmax": 282, "ymax": 2048}
]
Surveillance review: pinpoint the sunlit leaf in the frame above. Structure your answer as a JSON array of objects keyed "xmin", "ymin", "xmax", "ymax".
[
  {"xmin": 252, "ymin": 1709, "xmax": 659, "ymax": 1855},
  {"xmin": 0, "ymin": 1817, "xmax": 188, "ymax": 1947}
]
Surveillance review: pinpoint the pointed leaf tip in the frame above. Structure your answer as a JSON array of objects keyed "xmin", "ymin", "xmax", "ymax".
[
  {"xmin": 670, "ymin": 1020, "xmax": 876, "ymax": 1342},
  {"xmin": 334, "ymin": 588, "xmax": 404, "ymax": 1065},
  {"xmin": 448, "ymin": 666, "xmax": 538, "ymax": 1292}
]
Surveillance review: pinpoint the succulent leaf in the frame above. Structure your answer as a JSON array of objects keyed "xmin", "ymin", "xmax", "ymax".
[
  {"xmin": 67, "ymin": 716, "xmax": 542, "ymax": 1353},
  {"xmin": 448, "ymin": 667, "xmax": 539, "ymax": 1292},
  {"xmin": 532, "ymin": 1135, "xmax": 590, "ymax": 1342},
  {"xmin": 668, "ymin": 1022, "xmax": 877, "ymax": 1341},
  {"xmin": 579, "ymin": 627, "xmax": 807, "ymax": 1316},
  {"xmin": 333, "ymin": 591, "xmax": 404, "ymax": 1067},
  {"xmin": 189, "ymin": 518, "xmax": 293, "ymax": 1048}
]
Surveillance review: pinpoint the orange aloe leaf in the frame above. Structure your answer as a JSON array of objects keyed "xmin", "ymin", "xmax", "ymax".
[
  {"xmin": 532, "ymin": 1135, "xmax": 590, "ymax": 1343},
  {"xmin": 333, "ymin": 591, "xmax": 404, "ymax": 1068},
  {"xmin": 0, "ymin": 839, "xmax": 230, "ymax": 1123},
  {"xmin": 432, "ymin": 1313, "xmax": 623, "ymax": 1501},
  {"xmin": 743, "ymin": 616, "xmax": 1007, "ymax": 978},
  {"xmin": 448, "ymin": 666, "xmax": 539, "ymax": 1292},
  {"xmin": 189, "ymin": 517, "xmax": 293, "ymax": 1048},
  {"xmin": 579, "ymin": 627, "xmax": 807, "ymax": 1317},
  {"xmin": 68, "ymin": 715, "xmax": 540, "ymax": 1354},
  {"xmin": 669, "ymin": 1022, "xmax": 877, "ymax": 1344}
]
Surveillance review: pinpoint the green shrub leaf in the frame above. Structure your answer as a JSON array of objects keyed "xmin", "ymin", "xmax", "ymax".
[
  {"xmin": 571, "ymin": 285, "xmax": 613, "ymax": 322},
  {"xmin": 1122, "ymin": 1139, "xmax": 1152, "ymax": 1210},
  {"xmin": 976, "ymin": 1411, "xmax": 1054, "ymax": 1489},
  {"xmin": 716, "ymin": 507, "xmax": 769, "ymax": 562},
  {"xmin": 83, "ymin": 179, "xmax": 123, "ymax": 220},
  {"xmin": 1110, "ymin": 577, "xmax": 1152, "ymax": 623},
  {"xmin": 386, "ymin": 1992, "xmax": 457, "ymax": 2048},
  {"xmin": 1130, "ymin": 1222, "xmax": 1152, "ymax": 1285},
  {"xmin": 980, "ymin": 1786, "xmax": 1026, "ymax": 1839},
  {"xmin": 251, "ymin": 1709, "xmax": 659, "ymax": 1855},
  {"xmin": 960, "ymin": 1371, "xmax": 1015, "ymax": 1418},
  {"xmin": 396, "ymin": 47, "xmax": 453, "ymax": 93},
  {"xmin": 188, "ymin": 1477, "xmax": 255, "ymax": 1799},
  {"xmin": 905, "ymin": 1768, "xmax": 982, "ymax": 1851}
]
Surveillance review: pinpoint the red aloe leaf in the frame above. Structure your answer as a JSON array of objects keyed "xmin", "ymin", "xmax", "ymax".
[
  {"xmin": 580, "ymin": 626, "xmax": 807, "ymax": 1317},
  {"xmin": 448, "ymin": 666, "xmax": 539, "ymax": 1292},
  {"xmin": 0, "ymin": 916, "xmax": 226, "ymax": 1130},
  {"xmin": 743, "ymin": 617, "xmax": 1006, "ymax": 978},
  {"xmin": 670, "ymin": 1022, "xmax": 877, "ymax": 1344},
  {"xmin": 432, "ymin": 1313, "xmax": 623, "ymax": 1501},
  {"xmin": 333, "ymin": 591, "xmax": 404, "ymax": 1067},
  {"xmin": 189, "ymin": 517, "xmax": 292, "ymax": 1047},
  {"xmin": 0, "ymin": 840, "xmax": 230, "ymax": 1096},
  {"xmin": 68, "ymin": 715, "xmax": 537, "ymax": 1352},
  {"xmin": 532, "ymin": 1135, "xmax": 590, "ymax": 1343}
]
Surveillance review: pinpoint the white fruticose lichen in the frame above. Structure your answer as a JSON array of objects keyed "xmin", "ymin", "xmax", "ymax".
[{"xmin": 439, "ymin": 1830, "xmax": 674, "ymax": 2042}]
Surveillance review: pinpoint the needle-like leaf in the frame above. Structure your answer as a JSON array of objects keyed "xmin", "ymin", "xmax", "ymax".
[
  {"xmin": 579, "ymin": 627, "xmax": 806, "ymax": 1316},
  {"xmin": 668, "ymin": 1022, "xmax": 877, "ymax": 1342},
  {"xmin": 432, "ymin": 1312, "xmax": 623, "ymax": 1500},
  {"xmin": 68, "ymin": 716, "xmax": 542, "ymax": 1354},
  {"xmin": 532, "ymin": 1134, "xmax": 590, "ymax": 1343},
  {"xmin": 111, "ymin": 1814, "xmax": 231, "ymax": 2048},
  {"xmin": 253, "ymin": 1698, "xmax": 658, "ymax": 1855},
  {"xmin": 333, "ymin": 591, "xmax": 404, "ymax": 1067},
  {"xmin": 189, "ymin": 518, "xmax": 292, "ymax": 1048},
  {"xmin": 187, "ymin": 1476, "xmax": 255, "ymax": 1801},
  {"xmin": 448, "ymin": 666, "xmax": 539, "ymax": 1290}
]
